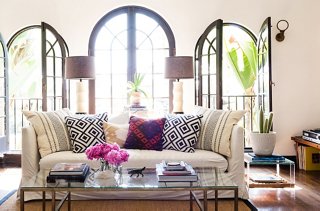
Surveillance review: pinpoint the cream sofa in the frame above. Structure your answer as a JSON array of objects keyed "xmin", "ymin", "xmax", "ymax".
[{"xmin": 20, "ymin": 119, "xmax": 248, "ymax": 201}]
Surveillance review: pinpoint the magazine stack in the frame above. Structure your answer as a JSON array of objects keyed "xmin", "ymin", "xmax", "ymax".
[
  {"xmin": 47, "ymin": 163, "xmax": 90, "ymax": 183},
  {"xmin": 156, "ymin": 161, "xmax": 197, "ymax": 182}
]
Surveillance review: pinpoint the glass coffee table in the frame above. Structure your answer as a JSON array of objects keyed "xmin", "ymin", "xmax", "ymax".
[{"xmin": 20, "ymin": 167, "xmax": 238, "ymax": 211}]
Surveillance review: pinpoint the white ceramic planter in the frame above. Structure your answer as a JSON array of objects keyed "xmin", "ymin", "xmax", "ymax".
[
  {"xmin": 250, "ymin": 132, "xmax": 276, "ymax": 156},
  {"xmin": 130, "ymin": 91, "xmax": 141, "ymax": 105}
]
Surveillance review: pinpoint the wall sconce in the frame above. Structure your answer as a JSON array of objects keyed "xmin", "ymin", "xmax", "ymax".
[
  {"xmin": 65, "ymin": 56, "xmax": 95, "ymax": 114},
  {"xmin": 165, "ymin": 56, "xmax": 194, "ymax": 114},
  {"xmin": 275, "ymin": 20, "xmax": 289, "ymax": 42}
]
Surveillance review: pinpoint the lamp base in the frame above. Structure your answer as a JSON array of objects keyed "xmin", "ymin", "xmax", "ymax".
[
  {"xmin": 172, "ymin": 81, "xmax": 183, "ymax": 113},
  {"xmin": 76, "ymin": 81, "xmax": 88, "ymax": 114}
]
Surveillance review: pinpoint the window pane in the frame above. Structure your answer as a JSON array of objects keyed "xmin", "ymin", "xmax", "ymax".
[
  {"xmin": 47, "ymin": 77, "xmax": 54, "ymax": 96},
  {"xmin": 55, "ymin": 77, "xmax": 62, "ymax": 96},
  {"xmin": 150, "ymin": 27, "xmax": 169, "ymax": 49},
  {"xmin": 0, "ymin": 78, "xmax": 4, "ymax": 96},
  {"xmin": 95, "ymin": 76, "xmax": 111, "ymax": 98},
  {"xmin": 0, "ymin": 57, "xmax": 4, "ymax": 77},
  {"xmin": 47, "ymin": 57, "xmax": 54, "ymax": 76},
  {"xmin": 47, "ymin": 30, "xmax": 60, "ymax": 56},
  {"xmin": 8, "ymin": 28, "xmax": 42, "ymax": 99},
  {"xmin": 55, "ymin": 58, "xmax": 62, "ymax": 77}
]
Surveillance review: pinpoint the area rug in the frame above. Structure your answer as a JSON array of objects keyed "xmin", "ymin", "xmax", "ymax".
[
  {"xmin": 0, "ymin": 168, "xmax": 21, "ymax": 206},
  {"xmin": 1, "ymin": 193, "xmax": 256, "ymax": 211},
  {"xmin": 0, "ymin": 190, "xmax": 16, "ymax": 206}
]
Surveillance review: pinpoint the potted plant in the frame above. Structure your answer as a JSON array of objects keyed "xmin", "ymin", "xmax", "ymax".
[
  {"xmin": 250, "ymin": 106, "xmax": 276, "ymax": 156},
  {"xmin": 127, "ymin": 73, "xmax": 147, "ymax": 106}
]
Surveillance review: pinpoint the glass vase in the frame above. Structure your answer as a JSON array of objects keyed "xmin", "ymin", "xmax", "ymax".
[{"xmin": 94, "ymin": 159, "xmax": 114, "ymax": 179}]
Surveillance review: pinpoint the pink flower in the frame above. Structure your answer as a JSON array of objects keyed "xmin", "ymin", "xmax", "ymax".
[{"xmin": 85, "ymin": 143, "xmax": 129, "ymax": 166}]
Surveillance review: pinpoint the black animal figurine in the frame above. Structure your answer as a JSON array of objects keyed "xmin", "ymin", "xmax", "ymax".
[{"xmin": 128, "ymin": 167, "xmax": 146, "ymax": 177}]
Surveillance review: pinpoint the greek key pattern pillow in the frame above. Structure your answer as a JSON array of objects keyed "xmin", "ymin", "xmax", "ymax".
[
  {"xmin": 65, "ymin": 112, "xmax": 108, "ymax": 153},
  {"xmin": 23, "ymin": 109, "xmax": 72, "ymax": 158},
  {"xmin": 193, "ymin": 106, "xmax": 246, "ymax": 157},
  {"xmin": 162, "ymin": 114, "xmax": 202, "ymax": 153}
]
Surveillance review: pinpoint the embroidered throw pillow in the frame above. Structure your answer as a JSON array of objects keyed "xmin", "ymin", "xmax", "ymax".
[
  {"xmin": 103, "ymin": 122, "xmax": 129, "ymax": 147},
  {"xmin": 193, "ymin": 106, "xmax": 246, "ymax": 157},
  {"xmin": 162, "ymin": 114, "xmax": 202, "ymax": 153},
  {"xmin": 65, "ymin": 112, "xmax": 108, "ymax": 153},
  {"xmin": 22, "ymin": 109, "xmax": 72, "ymax": 158},
  {"xmin": 124, "ymin": 116, "xmax": 166, "ymax": 151}
]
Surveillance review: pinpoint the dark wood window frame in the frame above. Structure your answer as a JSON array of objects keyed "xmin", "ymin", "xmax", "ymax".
[
  {"xmin": 195, "ymin": 18, "xmax": 273, "ymax": 149},
  {"xmin": 6, "ymin": 23, "xmax": 69, "ymax": 152},
  {"xmin": 88, "ymin": 5, "xmax": 176, "ymax": 114},
  {"xmin": 0, "ymin": 33, "xmax": 9, "ymax": 153}
]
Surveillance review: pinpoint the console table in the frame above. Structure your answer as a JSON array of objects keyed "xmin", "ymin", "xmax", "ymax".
[{"xmin": 291, "ymin": 136, "xmax": 320, "ymax": 169}]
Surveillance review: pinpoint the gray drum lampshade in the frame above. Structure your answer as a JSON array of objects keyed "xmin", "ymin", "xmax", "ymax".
[
  {"xmin": 65, "ymin": 56, "xmax": 95, "ymax": 79},
  {"xmin": 165, "ymin": 56, "xmax": 194, "ymax": 79}
]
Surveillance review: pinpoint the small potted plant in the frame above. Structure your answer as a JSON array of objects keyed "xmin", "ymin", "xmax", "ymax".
[
  {"xmin": 127, "ymin": 73, "xmax": 147, "ymax": 106},
  {"xmin": 250, "ymin": 106, "xmax": 276, "ymax": 156}
]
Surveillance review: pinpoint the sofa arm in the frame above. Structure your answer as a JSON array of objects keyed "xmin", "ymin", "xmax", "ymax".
[
  {"xmin": 228, "ymin": 124, "xmax": 244, "ymax": 171},
  {"xmin": 227, "ymin": 124, "xmax": 244, "ymax": 172},
  {"xmin": 21, "ymin": 125, "xmax": 40, "ymax": 179}
]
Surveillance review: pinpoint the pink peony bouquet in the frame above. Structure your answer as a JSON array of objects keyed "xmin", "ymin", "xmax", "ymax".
[{"xmin": 85, "ymin": 143, "xmax": 129, "ymax": 166}]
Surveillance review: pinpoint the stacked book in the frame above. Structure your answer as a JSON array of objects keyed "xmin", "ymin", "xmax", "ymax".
[
  {"xmin": 250, "ymin": 173, "xmax": 284, "ymax": 183},
  {"xmin": 156, "ymin": 161, "xmax": 197, "ymax": 182},
  {"xmin": 247, "ymin": 153, "xmax": 285, "ymax": 162},
  {"xmin": 297, "ymin": 145, "xmax": 320, "ymax": 170},
  {"xmin": 47, "ymin": 163, "xmax": 90, "ymax": 183}
]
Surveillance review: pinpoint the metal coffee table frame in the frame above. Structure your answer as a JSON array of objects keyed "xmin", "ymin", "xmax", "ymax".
[{"xmin": 20, "ymin": 168, "xmax": 238, "ymax": 211}]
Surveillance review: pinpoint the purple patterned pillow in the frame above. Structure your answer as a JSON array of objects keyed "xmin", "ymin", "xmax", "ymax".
[{"xmin": 124, "ymin": 116, "xmax": 166, "ymax": 151}]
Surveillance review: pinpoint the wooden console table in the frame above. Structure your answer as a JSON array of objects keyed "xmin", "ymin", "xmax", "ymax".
[{"xmin": 291, "ymin": 136, "xmax": 320, "ymax": 169}]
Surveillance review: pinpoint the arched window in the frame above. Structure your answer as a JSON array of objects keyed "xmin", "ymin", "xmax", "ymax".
[
  {"xmin": 195, "ymin": 18, "xmax": 272, "ymax": 148},
  {"xmin": 7, "ymin": 23, "xmax": 69, "ymax": 150},
  {"xmin": 89, "ymin": 6, "xmax": 175, "ymax": 114}
]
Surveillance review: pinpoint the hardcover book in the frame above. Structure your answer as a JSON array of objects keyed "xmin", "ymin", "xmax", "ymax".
[
  {"xmin": 47, "ymin": 165, "xmax": 90, "ymax": 183},
  {"xmin": 156, "ymin": 163, "xmax": 197, "ymax": 182},
  {"xmin": 49, "ymin": 163, "xmax": 89, "ymax": 176},
  {"xmin": 250, "ymin": 174, "xmax": 283, "ymax": 183},
  {"xmin": 161, "ymin": 160, "xmax": 187, "ymax": 171},
  {"xmin": 248, "ymin": 153, "xmax": 285, "ymax": 162}
]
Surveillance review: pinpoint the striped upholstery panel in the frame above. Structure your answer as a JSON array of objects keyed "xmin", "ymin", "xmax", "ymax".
[
  {"xmin": 23, "ymin": 109, "xmax": 72, "ymax": 158},
  {"xmin": 193, "ymin": 106, "xmax": 245, "ymax": 157}
]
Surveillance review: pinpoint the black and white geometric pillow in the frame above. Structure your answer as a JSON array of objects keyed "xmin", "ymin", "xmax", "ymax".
[
  {"xmin": 65, "ymin": 112, "xmax": 108, "ymax": 153},
  {"xmin": 162, "ymin": 114, "xmax": 202, "ymax": 153}
]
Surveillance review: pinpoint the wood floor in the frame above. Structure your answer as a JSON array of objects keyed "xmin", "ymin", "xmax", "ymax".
[
  {"xmin": 1, "ymin": 166, "xmax": 320, "ymax": 210},
  {"xmin": 248, "ymin": 166, "xmax": 320, "ymax": 210}
]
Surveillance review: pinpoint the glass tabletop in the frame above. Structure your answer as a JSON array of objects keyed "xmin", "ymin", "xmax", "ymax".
[
  {"xmin": 244, "ymin": 153, "xmax": 295, "ymax": 165},
  {"xmin": 21, "ymin": 167, "xmax": 237, "ymax": 190}
]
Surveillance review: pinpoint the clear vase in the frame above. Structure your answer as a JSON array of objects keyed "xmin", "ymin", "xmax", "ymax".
[
  {"xmin": 113, "ymin": 165, "xmax": 122, "ymax": 175},
  {"xmin": 94, "ymin": 159, "xmax": 114, "ymax": 179}
]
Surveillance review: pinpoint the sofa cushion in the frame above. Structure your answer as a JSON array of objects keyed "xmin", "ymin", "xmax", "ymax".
[
  {"xmin": 193, "ymin": 106, "xmax": 245, "ymax": 157},
  {"xmin": 65, "ymin": 112, "xmax": 108, "ymax": 153},
  {"xmin": 22, "ymin": 109, "xmax": 72, "ymax": 158},
  {"xmin": 103, "ymin": 122, "xmax": 129, "ymax": 147},
  {"xmin": 162, "ymin": 114, "xmax": 202, "ymax": 153},
  {"xmin": 39, "ymin": 149, "xmax": 228, "ymax": 171},
  {"xmin": 124, "ymin": 116, "xmax": 166, "ymax": 151}
]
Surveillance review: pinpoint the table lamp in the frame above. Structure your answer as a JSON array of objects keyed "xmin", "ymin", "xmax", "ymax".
[
  {"xmin": 165, "ymin": 56, "xmax": 194, "ymax": 114},
  {"xmin": 65, "ymin": 56, "xmax": 95, "ymax": 114}
]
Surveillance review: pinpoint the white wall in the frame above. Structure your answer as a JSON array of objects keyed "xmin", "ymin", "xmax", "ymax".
[{"xmin": 1, "ymin": 0, "xmax": 320, "ymax": 156}]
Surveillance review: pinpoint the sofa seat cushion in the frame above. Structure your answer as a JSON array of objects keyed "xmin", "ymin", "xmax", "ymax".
[{"xmin": 39, "ymin": 149, "xmax": 228, "ymax": 172}]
